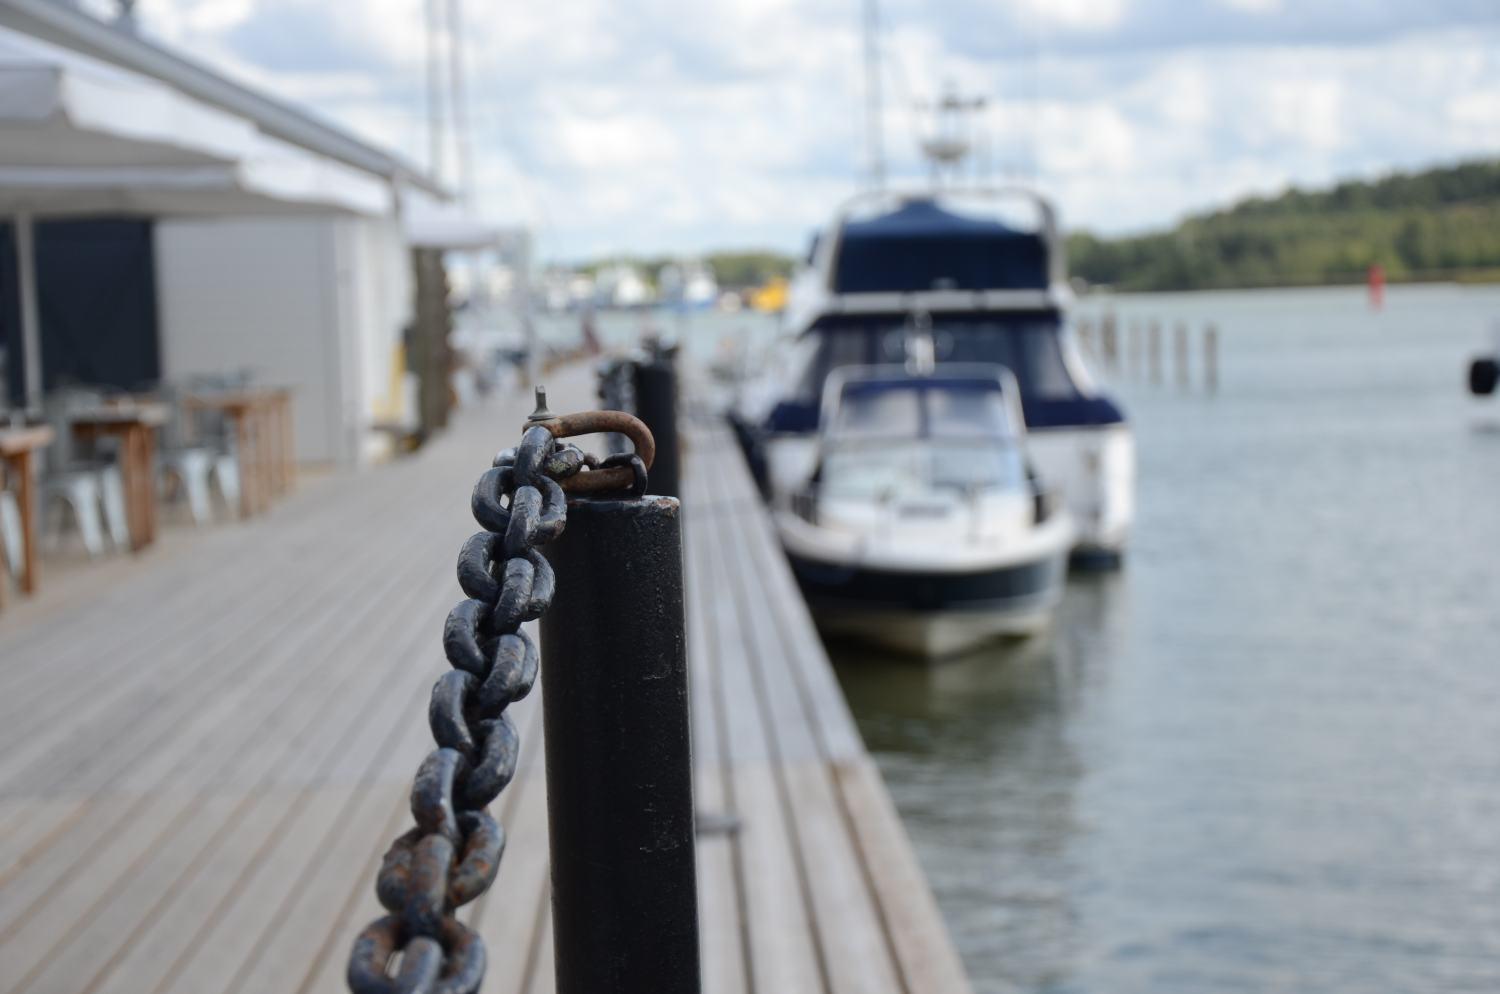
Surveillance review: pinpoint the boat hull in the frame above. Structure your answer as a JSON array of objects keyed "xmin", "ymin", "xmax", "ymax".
[{"xmin": 785, "ymin": 551, "xmax": 1067, "ymax": 657}]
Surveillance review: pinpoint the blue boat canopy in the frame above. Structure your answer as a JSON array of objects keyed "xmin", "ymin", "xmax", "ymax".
[{"xmin": 833, "ymin": 199, "xmax": 1049, "ymax": 294}]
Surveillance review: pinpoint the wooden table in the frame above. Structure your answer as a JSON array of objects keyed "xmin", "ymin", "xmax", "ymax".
[
  {"xmin": 70, "ymin": 403, "xmax": 169, "ymax": 553},
  {"xmin": 184, "ymin": 389, "xmax": 295, "ymax": 518},
  {"xmin": 0, "ymin": 424, "xmax": 54, "ymax": 605}
]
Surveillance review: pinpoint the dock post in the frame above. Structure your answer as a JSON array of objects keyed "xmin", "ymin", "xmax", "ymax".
[
  {"xmin": 1101, "ymin": 311, "xmax": 1119, "ymax": 371},
  {"xmin": 1174, "ymin": 322, "xmax": 1189, "ymax": 389},
  {"xmin": 633, "ymin": 348, "xmax": 681, "ymax": 498},
  {"xmin": 540, "ymin": 496, "xmax": 700, "ymax": 994},
  {"xmin": 1148, "ymin": 321, "xmax": 1162, "ymax": 384},
  {"xmin": 1204, "ymin": 324, "xmax": 1219, "ymax": 393},
  {"xmin": 1128, "ymin": 320, "xmax": 1140, "ymax": 380}
]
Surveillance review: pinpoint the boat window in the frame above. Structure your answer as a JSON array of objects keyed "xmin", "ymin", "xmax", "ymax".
[
  {"xmin": 829, "ymin": 388, "xmax": 922, "ymax": 439},
  {"xmin": 934, "ymin": 324, "xmax": 1079, "ymax": 401},
  {"xmin": 821, "ymin": 441, "xmax": 1027, "ymax": 499},
  {"xmin": 795, "ymin": 331, "xmax": 870, "ymax": 404},
  {"xmin": 801, "ymin": 314, "xmax": 1086, "ymax": 413},
  {"xmin": 926, "ymin": 388, "xmax": 1014, "ymax": 437}
]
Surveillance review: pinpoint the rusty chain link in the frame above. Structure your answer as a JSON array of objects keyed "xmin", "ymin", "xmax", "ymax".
[{"xmin": 347, "ymin": 388, "xmax": 653, "ymax": 994}]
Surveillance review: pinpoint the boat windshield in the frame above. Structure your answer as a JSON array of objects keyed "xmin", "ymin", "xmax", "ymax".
[
  {"xmin": 828, "ymin": 379, "xmax": 1017, "ymax": 440},
  {"xmin": 820, "ymin": 441, "xmax": 1028, "ymax": 499},
  {"xmin": 818, "ymin": 379, "xmax": 1027, "ymax": 498}
]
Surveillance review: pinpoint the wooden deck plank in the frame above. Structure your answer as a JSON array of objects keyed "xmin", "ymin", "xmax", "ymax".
[
  {"xmin": 0, "ymin": 513, "xmax": 442, "ymax": 799},
  {"xmin": 696, "ymin": 492, "xmax": 825, "ymax": 994},
  {"xmin": 0, "ymin": 547, "xmax": 448, "ymax": 943},
  {"xmin": 705, "ymin": 454, "xmax": 903, "ymax": 994},
  {"xmin": 693, "ymin": 767, "xmax": 749, "ymax": 994},
  {"xmin": 837, "ymin": 759, "xmax": 974, "ymax": 994},
  {"xmin": 288, "ymin": 786, "xmax": 412, "ymax": 994},
  {"xmin": 0, "ymin": 464, "xmax": 424, "ymax": 741},
  {"xmin": 4, "ymin": 617, "xmax": 436, "ymax": 994},
  {"xmin": 467, "ymin": 721, "xmax": 551, "ymax": 994},
  {"xmin": 682, "ymin": 513, "xmax": 750, "ymax": 994},
  {"xmin": 690, "ymin": 423, "xmax": 971, "ymax": 994},
  {"xmin": 19, "ymin": 788, "xmax": 294, "ymax": 994},
  {"xmin": 525, "ymin": 898, "xmax": 557, "ymax": 994},
  {"xmin": 62, "ymin": 588, "xmax": 458, "ymax": 994}
]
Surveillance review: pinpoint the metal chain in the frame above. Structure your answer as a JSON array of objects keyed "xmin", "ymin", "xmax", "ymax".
[{"xmin": 347, "ymin": 390, "xmax": 649, "ymax": 994}]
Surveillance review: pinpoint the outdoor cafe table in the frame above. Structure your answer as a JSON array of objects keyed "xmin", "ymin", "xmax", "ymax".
[
  {"xmin": 183, "ymin": 388, "xmax": 294, "ymax": 517},
  {"xmin": 70, "ymin": 402, "xmax": 169, "ymax": 553},
  {"xmin": 0, "ymin": 424, "xmax": 54, "ymax": 606}
]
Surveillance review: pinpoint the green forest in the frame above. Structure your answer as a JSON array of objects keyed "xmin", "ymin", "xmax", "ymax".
[{"xmin": 1067, "ymin": 160, "xmax": 1500, "ymax": 292}]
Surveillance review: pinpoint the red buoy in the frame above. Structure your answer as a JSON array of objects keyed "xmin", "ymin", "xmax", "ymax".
[{"xmin": 1368, "ymin": 263, "xmax": 1386, "ymax": 311}]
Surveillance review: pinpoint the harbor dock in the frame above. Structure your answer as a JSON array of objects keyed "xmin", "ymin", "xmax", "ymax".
[{"xmin": 0, "ymin": 365, "xmax": 971, "ymax": 994}]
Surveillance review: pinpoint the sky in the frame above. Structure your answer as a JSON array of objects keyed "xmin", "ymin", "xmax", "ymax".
[{"xmin": 121, "ymin": 0, "xmax": 1500, "ymax": 261}]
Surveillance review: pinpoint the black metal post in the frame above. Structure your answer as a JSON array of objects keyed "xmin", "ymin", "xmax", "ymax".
[
  {"xmin": 539, "ymin": 496, "xmax": 699, "ymax": 994},
  {"xmin": 631, "ymin": 355, "xmax": 680, "ymax": 498}
]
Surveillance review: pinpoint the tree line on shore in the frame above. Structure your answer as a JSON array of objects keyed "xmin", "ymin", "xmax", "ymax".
[
  {"xmin": 571, "ymin": 251, "xmax": 795, "ymax": 291},
  {"xmin": 1067, "ymin": 159, "xmax": 1500, "ymax": 292},
  {"xmin": 565, "ymin": 160, "xmax": 1500, "ymax": 295}
]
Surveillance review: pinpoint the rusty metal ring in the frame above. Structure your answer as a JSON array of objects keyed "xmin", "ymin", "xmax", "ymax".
[{"xmin": 527, "ymin": 411, "xmax": 655, "ymax": 495}]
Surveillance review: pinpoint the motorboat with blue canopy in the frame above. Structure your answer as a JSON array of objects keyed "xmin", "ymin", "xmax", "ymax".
[
  {"xmin": 736, "ymin": 188, "xmax": 1134, "ymax": 563},
  {"xmin": 832, "ymin": 199, "xmax": 1049, "ymax": 293}
]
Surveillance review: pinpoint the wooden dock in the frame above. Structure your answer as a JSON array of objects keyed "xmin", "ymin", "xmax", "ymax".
[{"xmin": 0, "ymin": 365, "xmax": 971, "ymax": 994}]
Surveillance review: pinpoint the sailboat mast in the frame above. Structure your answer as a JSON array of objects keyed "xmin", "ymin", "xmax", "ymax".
[
  {"xmin": 862, "ymin": 0, "xmax": 886, "ymax": 190},
  {"xmin": 447, "ymin": 0, "xmax": 474, "ymax": 204}
]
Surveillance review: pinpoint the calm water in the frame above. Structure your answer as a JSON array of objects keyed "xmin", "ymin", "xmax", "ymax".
[{"xmin": 831, "ymin": 284, "xmax": 1500, "ymax": 993}]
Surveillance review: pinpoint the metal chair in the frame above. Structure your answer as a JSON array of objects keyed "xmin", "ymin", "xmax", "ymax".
[
  {"xmin": 40, "ymin": 388, "xmax": 129, "ymax": 557},
  {"xmin": 157, "ymin": 380, "xmax": 242, "ymax": 523},
  {"xmin": 0, "ymin": 488, "xmax": 20, "ymax": 577}
]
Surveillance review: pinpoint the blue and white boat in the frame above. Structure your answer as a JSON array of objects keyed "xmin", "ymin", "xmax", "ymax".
[
  {"xmin": 735, "ymin": 188, "xmax": 1134, "ymax": 563},
  {"xmin": 775, "ymin": 364, "xmax": 1073, "ymax": 656}
]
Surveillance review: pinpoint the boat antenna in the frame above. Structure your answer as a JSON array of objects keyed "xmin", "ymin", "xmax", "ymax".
[
  {"xmin": 919, "ymin": 85, "xmax": 987, "ymax": 188},
  {"xmin": 862, "ymin": 0, "xmax": 886, "ymax": 190}
]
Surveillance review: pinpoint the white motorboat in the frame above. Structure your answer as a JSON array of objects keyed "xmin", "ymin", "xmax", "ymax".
[
  {"xmin": 774, "ymin": 363, "xmax": 1074, "ymax": 657},
  {"xmin": 735, "ymin": 188, "xmax": 1134, "ymax": 564}
]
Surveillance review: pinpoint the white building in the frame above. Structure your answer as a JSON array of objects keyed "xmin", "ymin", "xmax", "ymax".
[{"xmin": 0, "ymin": 0, "xmax": 466, "ymax": 465}]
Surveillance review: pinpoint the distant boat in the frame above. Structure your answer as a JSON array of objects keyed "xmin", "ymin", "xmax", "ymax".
[
  {"xmin": 748, "ymin": 277, "xmax": 789, "ymax": 313},
  {"xmin": 594, "ymin": 264, "xmax": 652, "ymax": 310},
  {"xmin": 659, "ymin": 261, "xmax": 720, "ymax": 311}
]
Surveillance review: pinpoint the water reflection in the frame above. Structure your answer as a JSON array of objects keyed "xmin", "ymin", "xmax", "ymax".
[{"xmin": 831, "ymin": 573, "xmax": 1127, "ymax": 994}]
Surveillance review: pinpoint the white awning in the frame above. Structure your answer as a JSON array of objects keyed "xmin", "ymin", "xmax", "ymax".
[
  {"xmin": 0, "ymin": 21, "xmax": 399, "ymax": 405},
  {"xmin": 0, "ymin": 129, "xmax": 393, "ymax": 217},
  {"xmin": 0, "ymin": 23, "xmax": 255, "ymax": 168},
  {"xmin": 0, "ymin": 23, "xmax": 392, "ymax": 217}
]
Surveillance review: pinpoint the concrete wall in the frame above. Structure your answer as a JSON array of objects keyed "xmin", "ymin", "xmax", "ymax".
[{"xmin": 153, "ymin": 215, "xmax": 413, "ymax": 466}]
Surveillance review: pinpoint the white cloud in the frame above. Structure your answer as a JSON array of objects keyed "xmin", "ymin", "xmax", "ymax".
[
  {"xmin": 1016, "ymin": 0, "xmax": 1130, "ymax": 31},
  {"xmin": 128, "ymin": 1, "xmax": 1500, "ymax": 256},
  {"xmin": 1217, "ymin": 0, "xmax": 1283, "ymax": 13}
]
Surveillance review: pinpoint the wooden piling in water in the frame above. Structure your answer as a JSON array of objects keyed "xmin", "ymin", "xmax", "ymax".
[
  {"xmin": 1174, "ymin": 322, "xmax": 1189, "ymax": 388},
  {"xmin": 1101, "ymin": 311, "xmax": 1119, "ymax": 371},
  {"xmin": 1128, "ymin": 321, "xmax": 1141, "ymax": 380},
  {"xmin": 1204, "ymin": 323, "xmax": 1219, "ymax": 393},
  {"xmin": 1148, "ymin": 321, "xmax": 1162, "ymax": 384}
]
